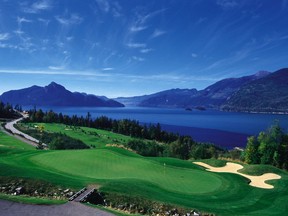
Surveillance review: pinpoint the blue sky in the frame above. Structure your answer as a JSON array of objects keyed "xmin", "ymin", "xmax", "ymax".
[{"xmin": 0, "ymin": 0, "xmax": 287, "ymax": 97}]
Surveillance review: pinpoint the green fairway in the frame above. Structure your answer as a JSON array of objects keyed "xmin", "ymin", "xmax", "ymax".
[{"xmin": 1, "ymin": 123, "xmax": 288, "ymax": 215}]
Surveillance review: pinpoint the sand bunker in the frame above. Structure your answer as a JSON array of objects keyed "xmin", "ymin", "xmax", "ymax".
[{"xmin": 193, "ymin": 162, "xmax": 281, "ymax": 189}]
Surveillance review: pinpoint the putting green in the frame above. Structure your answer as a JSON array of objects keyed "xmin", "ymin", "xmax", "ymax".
[{"xmin": 30, "ymin": 149, "xmax": 226, "ymax": 195}]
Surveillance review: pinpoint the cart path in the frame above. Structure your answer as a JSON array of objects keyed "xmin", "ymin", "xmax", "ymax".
[
  {"xmin": 3, "ymin": 115, "xmax": 39, "ymax": 147},
  {"xmin": 0, "ymin": 200, "xmax": 115, "ymax": 216}
]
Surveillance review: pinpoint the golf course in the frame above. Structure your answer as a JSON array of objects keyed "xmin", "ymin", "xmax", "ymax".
[{"xmin": 1, "ymin": 123, "xmax": 288, "ymax": 215}]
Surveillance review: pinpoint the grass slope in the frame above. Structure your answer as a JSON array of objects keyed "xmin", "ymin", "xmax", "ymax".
[
  {"xmin": 25, "ymin": 123, "xmax": 132, "ymax": 148},
  {"xmin": 1, "ymin": 123, "xmax": 288, "ymax": 215},
  {"xmin": 0, "ymin": 130, "xmax": 35, "ymax": 150}
]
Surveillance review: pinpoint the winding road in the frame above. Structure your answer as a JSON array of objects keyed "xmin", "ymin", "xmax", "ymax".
[{"xmin": 3, "ymin": 114, "xmax": 39, "ymax": 147}]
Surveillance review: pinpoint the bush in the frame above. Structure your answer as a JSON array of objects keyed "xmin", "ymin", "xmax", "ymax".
[
  {"xmin": 49, "ymin": 133, "xmax": 88, "ymax": 150},
  {"xmin": 126, "ymin": 139, "xmax": 165, "ymax": 156}
]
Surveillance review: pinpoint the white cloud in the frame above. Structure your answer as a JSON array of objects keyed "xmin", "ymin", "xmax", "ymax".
[
  {"xmin": 151, "ymin": 29, "xmax": 166, "ymax": 39},
  {"xmin": 55, "ymin": 14, "xmax": 83, "ymax": 25},
  {"xmin": 22, "ymin": 0, "xmax": 52, "ymax": 13},
  {"xmin": 127, "ymin": 43, "xmax": 146, "ymax": 48},
  {"xmin": 0, "ymin": 33, "xmax": 10, "ymax": 41}
]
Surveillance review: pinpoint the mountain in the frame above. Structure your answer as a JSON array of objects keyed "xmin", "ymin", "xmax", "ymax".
[
  {"xmin": 116, "ymin": 71, "xmax": 270, "ymax": 109},
  {"xmin": 0, "ymin": 82, "xmax": 124, "ymax": 107},
  {"xmin": 222, "ymin": 68, "xmax": 288, "ymax": 113}
]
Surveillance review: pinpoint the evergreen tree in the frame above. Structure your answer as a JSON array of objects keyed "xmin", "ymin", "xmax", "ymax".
[{"xmin": 244, "ymin": 136, "xmax": 260, "ymax": 164}]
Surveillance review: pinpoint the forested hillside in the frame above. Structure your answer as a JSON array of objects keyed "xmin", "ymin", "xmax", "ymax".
[{"xmin": 223, "ymin": 68, "xmax": 288, "ymax": 113}]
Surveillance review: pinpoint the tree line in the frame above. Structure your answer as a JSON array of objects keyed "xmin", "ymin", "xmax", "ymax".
[
  {"xmin": 244, "ymin": 122, "xmax": 288, "ymax": 169},
  {"xmin": 24, "ymin": 109, "xmax": 224, "ymax": 159}
]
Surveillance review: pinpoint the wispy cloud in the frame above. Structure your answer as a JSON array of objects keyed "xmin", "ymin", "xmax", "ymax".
[
  {"xmin": 66, "ymin": 36, "xmax": 74, "ymax": 42},
  {"xmin": 140, "ymin": 48, "xmax": 153, "ymax": 53},
  {"xmin": 0, "ymin": 33, "xmax": 10, "ymax": 41},
  {"xmin": 55, "ymin": 14, "xmax": 83, "ymax": 25},
  {"xmin": 203, "ymin": 49, "xmax": 249, "ymax": 72},
  {"xmin": 0, "ymin": 69, "xmax": 111, "ymax": 77},
  {"xmin": 22, "ymin": 0, "xmax": 52, "ymax": 13},
  {"xmin": 0, "ymin": 43, "xmax": 18, "ymax": 49},
  {"xmin": 200, "ymin": 32, "xmax": 288, "ymax": 74},
  {"xmin": 191, "ymin": 53, "xmax": 198, "ymax": 58},
  {"xmin": 217, "ymin": 0, "xmax": 239, "ymax": 9},
  {"xmin": 195, "ymin": 17, "xmax": 207, "ymax": 25},
  {"xmin": 14, "ymin": 30, "xmax": 24, "ymax": 36},
  {"xmin": 128, "ymin": 9, "xmax": 166, "ymax": 37},
  {"xmin": 11, "ymin": 17, "xmax": 36, "ymax": 53},
  {"xmin": 130, "ymin": 26, "xmax": 148, "ymax": 32},
  {"xmin": 38, "ymin": 18, "xmax": 50, "ymax": 25},
  {"xmin": 136, "ymin": 9, "xmax": 166, "ymax": 25},
  {"xmin": 95, "ymin": 0, "xmax": 110, "ymax": 13},
  {"xmin": 111, "ymin": 1, "xmax": 122, "ymax": 17},
  {"xmin": 102, "ymin": 67, "xmax": 114, "ymax": 71},
  {"xmin": 124, "ymin": 73, "xmax": 219, "ymax": 83},
  {"xmin": 150, "ymin": 29, "xmax": 166, "ymax": 39},
  {"xmin": 126, "ymin": 43, "xmax": 146, "ymax": 48},
  {"xmin": 0, "ymin": 69, "xmax": 219, "ymax": 86},
  {"xmin": 94, "ymin": 0, "xmax": 122, "ymax": 17},
  {"xmin": 17, "ymin": 17, "xmax": 33, "ymax": 25},
  {"xmin": 132, "ymin": 56, "xmax": 145, "ymax": 62},
  {"xmin": 48, "ymin": 66, "xmax": 65, "ymax": 70}
]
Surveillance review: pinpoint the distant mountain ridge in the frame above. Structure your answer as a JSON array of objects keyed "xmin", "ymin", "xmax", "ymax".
[
  {"xmin": 0, "ymin": 82, "xmax": 124, "ymax": 107},
  {"xmin": 115, "ymin": 70, "xmax": 271, "ymax": 109},
  {"xmin": 1, "ymin": 68, "xmax": 287, "ymax": 113},
  {"xmin": 222, "ymin": 68, "xmax": 288, "ymax": 113}
]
